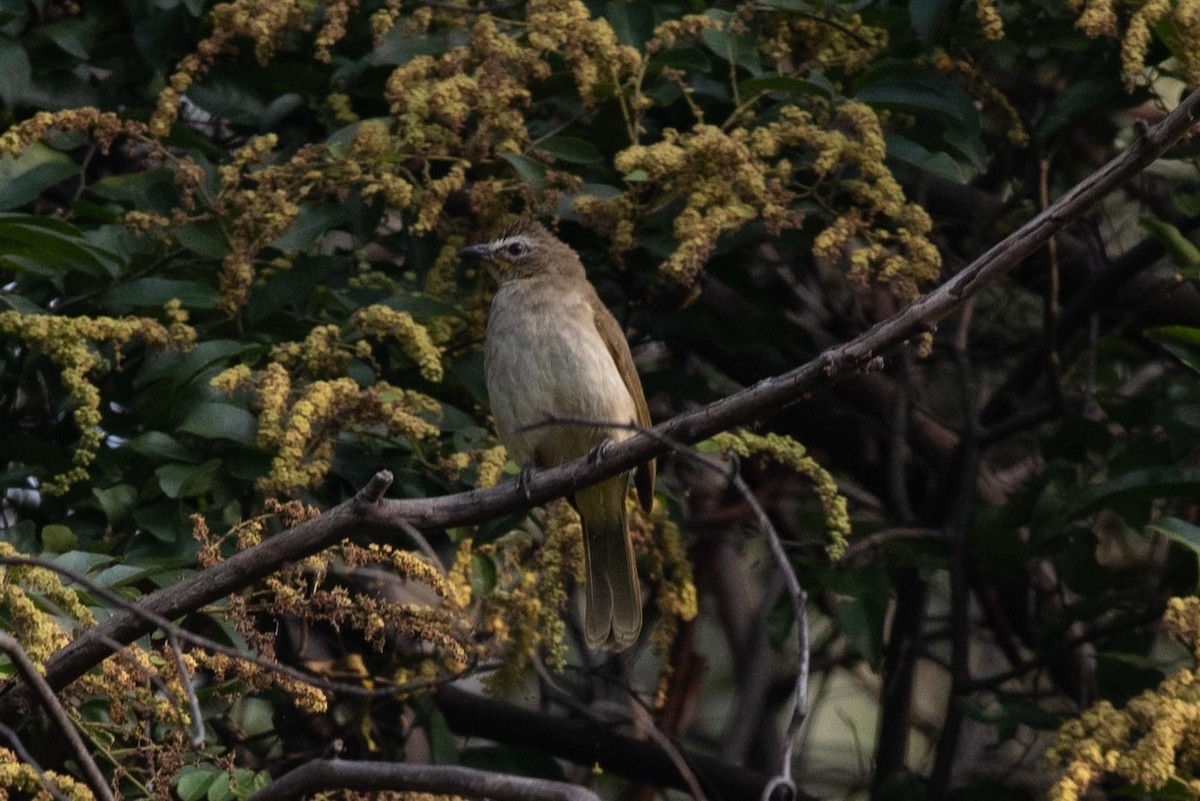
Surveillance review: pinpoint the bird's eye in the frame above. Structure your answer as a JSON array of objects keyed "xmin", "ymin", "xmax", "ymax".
[{"xmin": 504, "ymin": 241, "xmax": 528, "ymax": 257}]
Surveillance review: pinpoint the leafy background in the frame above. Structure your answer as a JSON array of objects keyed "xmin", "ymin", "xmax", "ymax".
[{"xmin": 2, "ymin": 0, "xmax": 1200, "ymax": 799}]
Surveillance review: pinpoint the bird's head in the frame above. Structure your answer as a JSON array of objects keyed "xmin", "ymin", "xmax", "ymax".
[{"xmin": 458, "ymin": 217, "xmax": 584, "ymax": 283}]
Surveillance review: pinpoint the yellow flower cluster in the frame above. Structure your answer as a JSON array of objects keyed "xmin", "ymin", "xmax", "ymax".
[
  {"xmin": 314, "ymin": 0, "xmax": 356, "ymax": 62},
  {"xmin": 351, "ymin": 304, "xmax": 445, "ymax": 382},
  {"xmin": 214, "ymin": 364, "xmax": 441, "ymax": 492},
  {"xmin": 1069, "ymin": 0, "xmax": 1200, "ymax": 85},
  {"xmin": 1046, "ymin": 597, "xmax": 1200, "ymax": 800},
  {"xmin": 0, "ymin": 543, "xmax": 95, "ymax": 666},
  {"xmin": 203, "ymin": 122, "xmax": 451, "ymax": 314},
  {"xmin": 152, "ymin": 0, "xmax": 309, "ymax": 136},
  {"xmin": 190, "ymin": 650, "xmax": 329, "ymax": 713},
  {"xmin": 0, "ymin": 748, "xmax": 92, "ymax": 801},
  {"xmin": 602, "ymin": 100, "xmax": 939, "ymax": 296},
  {"xmin": 709, "ymin": 430, "xmax": 850, "ymax": 559},
  {"xmin": 474, "ymin": 446, "xmax": 510, "ymax": 490},
  {"xmin": 0, "ymin": 107, "xmax": 141, "ymax": 156},
  {"xmin": 265, "ymin": 554, "xmax": 474, "ymax": 670},
  {"xmin": 807, "ymin": 103, "xmax": 942, "ymax": 299},
  {"xmin": 384, "ymin": 14, "xmax": 544, "ymax": 163},
  {"xmin": 344, "ymin": 543, "xmax": 452, "ymax": 599},
  {"xmin": 609, "ymin": 120, "xmax": 805, "ymax": 283},
  {"xmin": 976, "ymin": 0, "xmax": 1006, "ymax": 40},
  {"xmin": 72, "ymin": 642, "xmax": 196, "ymax": 735},
  {"xmin": 760, "ymin": 12, "xmax": 888, "ymax": 76},
  {"xmin": 526, "ymin": 0, "xmax": 641, "ymax": 107},
  {"xmin": 629, "ymin": 500, "xmax": 699, "ymax": 662},
  {"xmin": 0, "ymin": 304, "xmax": 196, "ymax": 495}
]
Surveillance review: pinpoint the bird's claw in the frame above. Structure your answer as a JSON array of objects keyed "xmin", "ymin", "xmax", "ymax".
[
  {"xmin": 587, "ymin": 438, "xmax": 613, "ymax": 466},
  {"xmin": 516, "ymin": 466, "xmax": 535, "ymax": 501}
]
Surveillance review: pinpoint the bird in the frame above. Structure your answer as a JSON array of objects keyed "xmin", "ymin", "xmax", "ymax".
[{"xmin": 459, "ymin": 216, "xmax": 655, "ymax": 651}]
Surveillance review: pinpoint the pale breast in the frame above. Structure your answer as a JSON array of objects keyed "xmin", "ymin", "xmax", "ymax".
[{"xmin": 485, "ymin": 278, "xmax": 638, "ymax": 468}]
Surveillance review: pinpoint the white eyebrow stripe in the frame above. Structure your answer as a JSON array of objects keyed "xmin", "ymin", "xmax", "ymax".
[{"xmin": 493, "ymin": 235, "xmax": 532, "ymax": 250}]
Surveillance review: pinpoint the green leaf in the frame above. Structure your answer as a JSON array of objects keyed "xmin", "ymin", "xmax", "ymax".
[
  {"xmin": 133, "ymin": 501, "xmax": 186, "ymax": 543},
  {"xmin": 102, "ymin": 277, "xmax": 219, "ymax": 313},
  {"xmin": 176, "ymin": 403, "xmax": 257, "ymax": 445},
  {"xmin": 1145, "ymin": 326, "xmax": 1200, "ymax": 374},
  {"xmin": 1141, "ymin": 217, "xmax": 1200, "ymax": 269},
  {"xmin": 0, "ymin": 144, "xmax": 78, "ymax": 211},
  {"xmin": 270, "ymin": 204, "xmax": 350, "ymax": 252},
  {"xmin": 499, "ymin": 153, "xmax": 548, "ymax": 188},
  {"xmin": 0, "ymin": 36, "xmax": 32, "ymax": 108},
  {"xmin": 137, "ymin": 339, "xmax": 251, "ymax": 387},
  {"xmin": 1151, "ymin": 517, "xmax": 1200, "ymax": 554},
  {"xmin": 1057, "ymin": 466, "xmax": 1200, "ymax": 523},
  {"xmin": 470, "ymin": 552, "xmax": 497, "ymax": 597},
  {"xmin": 156, "ymin": 460, "xmax": 221, "ymax": 499},
  {"xmin": 206, "ymin": 770, "xmax": 233, "ymax": 801},
  {"xmin": 40, "ymin": 524, "xmax": 77, "ymax": 554},
  {"xmin": 855, "ymin": 74, "xmax": 977, "ymax": 126},
  {"xmin": 51, "ymin": 551, "xmax": 115, "ymax": 578},
  {"xmin": 0, "ymin": 213, "xmax": 123, "ymax": 276},
  {"xmin": 176, "ymin": 768, "xmax": 220, "ymax": 801},
  {"xmin": 124, "ymin": 431, "xmax": 196, "ymax": 462},
  {"xmin": 38, "ymin": 17, "xmax": 96, "ymax": 59},
  {"xmin": 606, "ymin": 0, "xmax": 655, "ymax": 47},
  {"xmin": 885, "ymin": 135, "xmax": 968, "ymax": 182},
  {"xmin": 174, "ymin": 220, "xmax": 230, "ymax": 258},
  {"xmin": 93, "ymin": 484, "xmax": 138, "ymax": 525},
  {"xmin": 536, "ymin": 136, "xmax": 603, "ymax": 165},
  {"xmin": 909, "ymin": 0, "xmax": 950, "ymax": 40},
  {"xmin": 738, "ymin": 74, "xmax": 833, "ymax": 98},
  {"xmin": 90, "ymin": 168, "xmax": 177, "ymax": 207},
  {"xmin": 700, "ymin": 9, "xmax": 762, "ymax": 76}
]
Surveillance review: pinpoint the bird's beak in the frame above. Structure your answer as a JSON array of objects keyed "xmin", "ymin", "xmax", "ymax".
[{"xmin": 458, "ymin": 243, "xmax": 492, "ymax": 260}]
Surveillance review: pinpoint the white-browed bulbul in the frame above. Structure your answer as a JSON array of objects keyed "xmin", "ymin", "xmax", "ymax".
[{"xmin": 460, "ymin": 217, "xmax": 654, "ymax": 651}]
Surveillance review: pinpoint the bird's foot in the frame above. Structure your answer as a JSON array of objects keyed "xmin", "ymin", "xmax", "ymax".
[
  {"xmin": 587, "ymin": 438, "xmax": 613, "ymax": 466},
  {"xmin": 516, "ymin": 466, "xmax": 536, "ymax": 501}
]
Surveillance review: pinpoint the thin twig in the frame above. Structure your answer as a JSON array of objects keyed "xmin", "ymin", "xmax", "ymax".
[
  {"xmin": 166, "ymin": 632, "xmax": 206, "ymax": 747},
  {"xmin": 723, "ymin": 459, "xmax": 808, "ymax": 793},
  {"xmin": 0, "ymin": 721, "xmax": 70, "ymax": 801},
  {"xmin": 398, "ymin": 519, "xmax": 447, "ymax": 574},
  {"xmin": 840, "ymin": 527, "xmax": 948, "ymax": 562},
  {"xmin": 0, "ymin": 633, "xmax": 114, "ymax": 801},
  {"xmin": 593, "ymin": 700, "xmax": 710, "ymax": 801}
]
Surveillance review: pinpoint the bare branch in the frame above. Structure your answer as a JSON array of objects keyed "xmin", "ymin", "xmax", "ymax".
[
  {"xmin": 3, "ymin": 85, "xmax": 1199, "ymax": 738},
  {"xmin": 0, "ymin": 633, "xmax": 114, "ymax": 801},
  {"xmin": 247, "ymin": 759, "xmax": 601, "ymax": 801}
]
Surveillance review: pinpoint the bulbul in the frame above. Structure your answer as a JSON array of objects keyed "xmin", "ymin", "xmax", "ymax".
[{"xmin": 460, "ymin": 217, "xmax": 655, "ymax": 651}]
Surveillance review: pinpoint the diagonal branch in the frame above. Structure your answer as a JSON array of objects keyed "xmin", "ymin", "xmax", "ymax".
[
  {"xmin": 0, "ymin": 633, "xmax": 114, "ymax": 801},
  {"xmin": 2, "ymin": 88, "xmax": 1199, "ymax": 728}
]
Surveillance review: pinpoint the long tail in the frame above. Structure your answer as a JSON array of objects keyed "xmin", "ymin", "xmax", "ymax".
[{"xmin": 576, "ymin": 474, "xmax": 642, "ymax": 651}]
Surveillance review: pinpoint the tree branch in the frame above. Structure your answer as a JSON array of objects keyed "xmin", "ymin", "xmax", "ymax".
[
  {"xmin": 0, "ymin": 633, "xmax": 114, "ymax": 801},
  {"xmin": 3, "ymin": 86, "xmax": 1198, "ymax": 750},
  {"xmin": 246, "ymin": 759, "xmax": 601, "ymax": 801}
]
